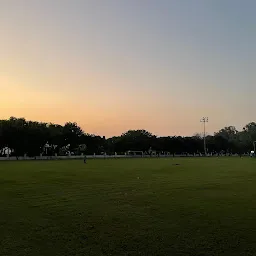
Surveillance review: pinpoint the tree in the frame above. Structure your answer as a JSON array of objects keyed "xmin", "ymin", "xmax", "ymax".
[
  {"xmin": 214, "ymin": 126, "xmax": 238, "ymax": 153},
  {"xmin": 47, "ymin": 124, "xmax": 65, "ymax": 154},
  {"xmin": 0, "ymin": 116, "xmax": 255, "ymax": 157},
  {"xmin": 62, "ymin": 122, "xmax": 84, "ymax": 151},
  {"xmin": 74, "ymin": 144, "xmax": 87, "ymax": 155},
  {"xmin": 4, "ymin": 117, "xmax": 27, "ymax": 156},
  {"xmin": 25, "ymin": 121, "xmax": 48, "ymax": 156},
  {"xmin": 243, "ymin": 122, "xmax": 256, "ymax": 141},
  {"xmin": 119, "ymin": 130, "xmax": 155, "ymax": 152}
]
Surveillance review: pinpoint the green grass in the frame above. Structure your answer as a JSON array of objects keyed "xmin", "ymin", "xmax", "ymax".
[{"xmin": 0, "ymin": 157, "xmax": 256, "ymax": 256}]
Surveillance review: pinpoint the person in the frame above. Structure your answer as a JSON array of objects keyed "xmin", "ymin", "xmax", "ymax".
[{"xmin": 84, "ymin": 155, "xmax": 87, "ymax": 164}]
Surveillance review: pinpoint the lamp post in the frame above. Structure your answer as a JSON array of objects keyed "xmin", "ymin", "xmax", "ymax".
[{"xmin": 200, "ymin": 117, "xmax": 208, "ymax": 156}]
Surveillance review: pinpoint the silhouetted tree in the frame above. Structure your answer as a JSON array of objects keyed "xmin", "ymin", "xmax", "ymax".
[{"xmin": 0, "ymin": 117, "xmax": 255, "ymax": 156}]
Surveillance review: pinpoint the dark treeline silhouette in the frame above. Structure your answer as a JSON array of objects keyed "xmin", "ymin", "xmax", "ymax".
[{"xmin": 0, "ymin": 117, "xmax": 256, "ymax": 157}]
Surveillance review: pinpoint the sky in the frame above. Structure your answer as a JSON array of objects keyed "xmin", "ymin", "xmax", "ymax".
[{"xmin": 0, "ymin": 0, "xmax": 255, "ymax": 137}]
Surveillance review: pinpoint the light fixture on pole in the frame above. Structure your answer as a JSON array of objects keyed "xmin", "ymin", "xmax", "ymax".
[{"xmin": 200, "ymin": 117, "xmax": 208, "ymax": 156}]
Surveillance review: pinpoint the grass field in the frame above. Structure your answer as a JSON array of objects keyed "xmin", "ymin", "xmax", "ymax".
[{"xmin": 0, "ymin": 157, "xmax": 256, "ymax": 256}]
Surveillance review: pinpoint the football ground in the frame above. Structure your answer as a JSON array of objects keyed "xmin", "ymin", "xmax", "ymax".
[{"xmin": 0, "ymin": 157, "xmax": 256, "ymax": 256}]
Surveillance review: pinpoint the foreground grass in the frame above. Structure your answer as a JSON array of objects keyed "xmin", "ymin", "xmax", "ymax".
[{"xmin": 0, "ymin": 157, "xmax": 256, "ymax": 256}]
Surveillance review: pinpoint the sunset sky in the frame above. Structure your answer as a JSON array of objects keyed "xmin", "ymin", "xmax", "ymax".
[{"xmin": 1, "ymin": 0, "xmax": 255, "ymax": 137}]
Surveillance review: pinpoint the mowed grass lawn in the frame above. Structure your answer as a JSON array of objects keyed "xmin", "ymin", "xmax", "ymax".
[{"xmin": 0, "ymin": 158, "xmax": 256, "ymax": 256}]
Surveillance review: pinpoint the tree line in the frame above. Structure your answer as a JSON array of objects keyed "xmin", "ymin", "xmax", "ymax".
[{"xmin": 0, "ymin": 117, "xmax": 256, "ymax": 157}]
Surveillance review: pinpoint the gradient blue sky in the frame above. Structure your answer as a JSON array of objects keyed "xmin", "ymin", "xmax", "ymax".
[{"xmin": 1, "ymin": 0, "xmax": 255, "ymax": 137}]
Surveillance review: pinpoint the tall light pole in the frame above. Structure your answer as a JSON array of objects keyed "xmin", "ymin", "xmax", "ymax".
[{"xmin": 200, "ymin": 117, "xmax": 208, "ymax": 156}]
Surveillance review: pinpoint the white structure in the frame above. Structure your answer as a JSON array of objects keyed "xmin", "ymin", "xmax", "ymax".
[
  {"xmin": 250, "ymin": 151, "xmax": 255, "ymax": 157},
  {"xmin": 1, "ymin": 147, "xmax": 13, "ymax": 156},
  {"xmin": 126, "ymin": 150, "xmax": 144, "ymax": 156}
]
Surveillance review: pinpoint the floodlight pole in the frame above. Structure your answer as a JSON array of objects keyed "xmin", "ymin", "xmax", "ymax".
[{"xmin": 200, "ymin": 117, "xmax": 208, "ymax": 156}]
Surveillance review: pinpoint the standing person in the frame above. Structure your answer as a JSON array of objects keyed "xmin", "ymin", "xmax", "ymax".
[{"xmin": 84, "ymin": 155, "xmax": 87, "ymax": 164}]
